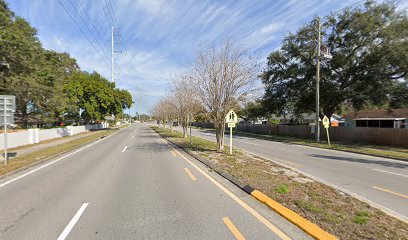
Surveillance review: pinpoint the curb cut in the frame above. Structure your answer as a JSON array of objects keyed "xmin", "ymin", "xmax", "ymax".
[{"xmin": 156, "ymin": 131, "xmax": 338, "ymax": 240}]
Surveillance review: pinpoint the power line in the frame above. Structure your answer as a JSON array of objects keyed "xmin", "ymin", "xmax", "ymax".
[
  {"xmin": 57, "ymin": 0, "xmax": 111, "ymax": 69},
  {"xmin": 74, "ymin": 0, "xmax": 111, "ymax": 58}
]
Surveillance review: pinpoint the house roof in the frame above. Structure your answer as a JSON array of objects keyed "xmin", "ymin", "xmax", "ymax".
[{"xmin": 343, "ymin": 109, "xmax": 408, "ymax": 120}]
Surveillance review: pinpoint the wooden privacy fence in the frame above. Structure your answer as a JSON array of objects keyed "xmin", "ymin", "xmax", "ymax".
[{"xmin": 192, "ymin": 122, "xmax": 408, "ymax": 147}]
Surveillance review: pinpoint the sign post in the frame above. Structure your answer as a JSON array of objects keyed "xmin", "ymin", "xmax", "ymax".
[
  {"xmin": 225, "ymin": 110, "xmax": 238, "ymax": 155},
  {"xmin": 0, "ymin": 95, "xmax": 16, "ymax": 165},
  {"xmin": 322, "ymin": 115, "xmax": 330, "ymax": 146}
]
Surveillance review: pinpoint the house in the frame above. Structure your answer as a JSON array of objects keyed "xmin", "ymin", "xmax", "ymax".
[
  {"xmin": 239, "ymin": 113, "xmax": 344, "ymax": 126},
  {"xmin": 343, "ymin": 109, "xmax": 408, "ymax": 128}
]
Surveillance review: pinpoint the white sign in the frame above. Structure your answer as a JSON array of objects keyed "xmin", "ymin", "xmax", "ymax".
[
  {"xmin": 226, "ymin": 109, "xmax": 238, "ymax": 155},
  {"xmin": 228, "ymin": 122, "xmax": 236, "ymax": 128},
  {"xmin": 1, "ymin": 95, "xmax": 15, "ymax": 165},
  {"xmin": 0, "ymin": 95, "xmax": 15, "ymax": 126},
  {"xmin": 226, "ymin": 110, "xmax": 238, "ymax": 123}
]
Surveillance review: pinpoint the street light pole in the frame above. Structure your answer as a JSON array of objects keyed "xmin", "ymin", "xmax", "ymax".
[
  {"xmin": 315, "ymin": 17, "xmax": 321, "ymax": 143},
  {"xmin": 3, "ymin": 96, "xmax": 7, "ymax": 165}
]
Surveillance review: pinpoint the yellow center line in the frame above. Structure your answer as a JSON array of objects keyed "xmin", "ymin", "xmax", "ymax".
[
  {"xmin": 160, "ymin": 138, "xmax": 291, "ymax": 240},
  {"xmin": 222, "ymin": 217, "xmax": 246, "ymax": 240},
  {"xmin": 372, "ymin": 186, "xmax": 408, "ymax": 199},
  {"xmin": 170, "ymin": 150, "xmax": 177, "ymax": 157},
  {"xmin": 184, "ymin": 168, "xmax": 197, "ymax": 181}
]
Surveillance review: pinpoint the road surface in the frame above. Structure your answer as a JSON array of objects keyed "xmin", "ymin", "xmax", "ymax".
[
  {"xmin": 174, "ymin": 125, "xmax": 408, "ymax": 221},
  {"xmin": 0, "ymin": 124, "xmax": 310, "ymax": 240}
]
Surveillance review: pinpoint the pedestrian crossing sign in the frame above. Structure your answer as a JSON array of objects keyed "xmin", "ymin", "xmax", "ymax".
[{"xmin": 226, "ymin": 110, "xmax": 238, "ymax": 123}]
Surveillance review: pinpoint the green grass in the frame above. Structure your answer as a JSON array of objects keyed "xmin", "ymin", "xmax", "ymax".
[
  {"xmin": 274, "ymin": 184, "xmax": 289, "ymax": 194},
  {"xmin": 354, "ymin": 211, "xmax": 370, "ymax": 224}
]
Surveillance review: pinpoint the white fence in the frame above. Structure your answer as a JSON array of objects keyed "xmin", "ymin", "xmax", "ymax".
[{"xmin": 0, "ymin": 123, "xmax": 109, "ymax": 149}]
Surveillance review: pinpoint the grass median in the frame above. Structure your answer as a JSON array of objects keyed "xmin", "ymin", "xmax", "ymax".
[
  {"xmin": 152, "ymin": 126, "xmax": 408, "ymax": 240},
  {"xmin": 0, "ymin": 129, "xmax": 117, "ymax": 177}
]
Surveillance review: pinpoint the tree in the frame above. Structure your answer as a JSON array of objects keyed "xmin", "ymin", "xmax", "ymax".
[
  {"xmin": 237, "ymin": 100, "xmax": 265, "ymax": 123},
  {"xmin": 152, "ymin": 98, "xmax": 172, "ymax": 128},
  {"xmin": 0, "ymin": 2, "xmax": 45, "ymax": 126},
  {"xmin": 261, "ymin": 1, "xmax": 407, "ymax": 118},
  {"xmin": 66, "ymin": 72, "xmax": 132, "ymax": 123},
  {"xmin": 170, "ymin": 74, "xmax": 200, "ymax": 138},
  {"xmin": 191, "ymin": 39, "xmax": 258, "ymax": 151}
]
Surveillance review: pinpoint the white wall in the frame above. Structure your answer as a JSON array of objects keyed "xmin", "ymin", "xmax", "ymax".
[
  {"xmin": 0, "ymin": 130, "xmax": 31, "ymax": 149},
  {"xmin": 0, "ymin": 123, "xmax": 109, "ymax": 150}
]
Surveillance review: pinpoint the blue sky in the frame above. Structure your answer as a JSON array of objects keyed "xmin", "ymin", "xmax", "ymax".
[{"xmin": 7, "ymin": 0, "xmax": 408, "ymax": 114}]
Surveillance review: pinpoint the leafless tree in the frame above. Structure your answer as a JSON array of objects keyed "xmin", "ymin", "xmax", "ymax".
[
  {"xmin": 190, "ymin": 39, "xmax": 258, "ymax": 151},
  {"xmin": 152, "ymin": 97, "xmax": 176, "ymax": 130},
  {"xmin": 170, "ymin": 74, "xmax": 201, "ymax": 138}
]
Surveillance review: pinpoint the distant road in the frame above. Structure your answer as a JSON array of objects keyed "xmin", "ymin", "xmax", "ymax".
[
  {"xmin": 173, "ymin": 126, "xmax": 408, "ymax": 221},
  {"xmin": 0, "ymin": 124, "xmax": 310, "ymax": 240}
]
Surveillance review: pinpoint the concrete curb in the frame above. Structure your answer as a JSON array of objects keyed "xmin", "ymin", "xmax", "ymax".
[{"xmin": 157, "ymin": 132, "xmax": 338, "ymax": 240}]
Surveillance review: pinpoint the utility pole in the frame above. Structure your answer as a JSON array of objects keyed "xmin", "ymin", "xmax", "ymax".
[
  {"xmin": 111, "ymin": 27, "xmax": 114, "ymax": 83},
  {"xmin": 138, "ymin": 93, "xmax": 141, "ymax": 121},
  {"xmin": 3, "ymin": 96, "xmax": 7, "ymax": 165},
  {"xmin": 315, "ymin": 17, "xmax": 321, "ymax": 143}
]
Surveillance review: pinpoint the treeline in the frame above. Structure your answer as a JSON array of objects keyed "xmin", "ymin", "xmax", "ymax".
[{"xmin": 0, "ymin": 1, "xmax": 132, "ymax": 127}]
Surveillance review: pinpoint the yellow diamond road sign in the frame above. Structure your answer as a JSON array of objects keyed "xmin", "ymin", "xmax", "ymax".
[
  {"xmin": 322, "ymin": 115, "xmax": 330, "ymax": 128},
  {"xmin": 226, "ymin": 110, "xmax": 238, "ymax": 123}
]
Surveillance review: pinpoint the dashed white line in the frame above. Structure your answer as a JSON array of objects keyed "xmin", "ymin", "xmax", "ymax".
[
  {"xmin": 122, "ymin": 146, "xmax": 128, "ymax": 153},
  {"xmin": 240, "ymin": 141, "xmax": 259, "ymax": 146},
  {"xmin": 132, "ymin": 136, "xmax": 135, "ymax": 138},
  {"xmin": 373, "ymin": 169, "xmax": 408, "ymax": 178},
  {"xmin": 57, "ymin": 203, "xmax": 89, "ymax": 240}
]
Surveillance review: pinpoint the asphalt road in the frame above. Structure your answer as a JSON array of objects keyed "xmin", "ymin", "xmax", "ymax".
[
  {"xmin": 0, "ymin": 124, "xmax": 310, "ymax": 240},
  {"xmin": 174, "ymin": 126, "xmax": 408, "ymax": 222}
]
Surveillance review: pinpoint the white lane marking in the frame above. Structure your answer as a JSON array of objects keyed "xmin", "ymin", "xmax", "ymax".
[
  {"xmin": 132, "ymin": 136, "xmax": 135, "ymax": 138},
  {"xmin": 0, "ymin": 127, "xmax": 126, "ymax": 189},
  {"xmin": 122, "ymin": 146, "xmax": 128, "ymax": 153},
  {"xmin": 373, "ymin": 169, "xmax": 408, "ymax": 178},
  {"xmin": 240, "ymin": 141, "xmax": 259, "ymax": 146},
  {"xmin": 57, "ymin": 203, "xmax": 89, "ymax": 240}
]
